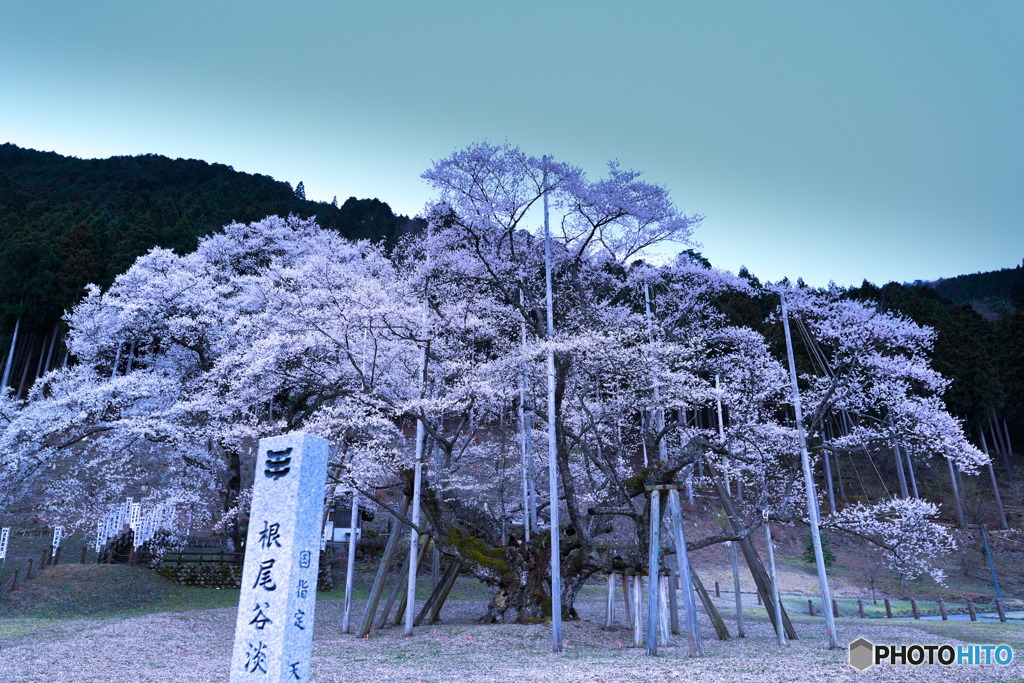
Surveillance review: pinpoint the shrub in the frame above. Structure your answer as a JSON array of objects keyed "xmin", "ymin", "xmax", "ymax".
[{"xmin": 803, "ymin": 531, "xmax": 836, "ymax": 567}]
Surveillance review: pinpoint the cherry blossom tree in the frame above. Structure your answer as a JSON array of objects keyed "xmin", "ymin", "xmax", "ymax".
[{"xmin": 0, "ymin": 142, "xmax": 990, "ymax": 629}]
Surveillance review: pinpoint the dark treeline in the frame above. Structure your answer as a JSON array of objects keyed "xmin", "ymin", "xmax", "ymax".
[{"xmin": 0, "ymin": 143, "xmax": 424, "ymax": 394}]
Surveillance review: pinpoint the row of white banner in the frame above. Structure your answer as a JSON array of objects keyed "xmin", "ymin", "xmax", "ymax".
[
  {"xmin": 0, "ymin": 499, "xmax": 184, "ymax": 563},
  {"xmin": 94, "ymin": 499, "xmax": 183, "ymax": 552},
  {"xmin": 0, "ymin": 525, "xmax": 63, "ymax": 561}
]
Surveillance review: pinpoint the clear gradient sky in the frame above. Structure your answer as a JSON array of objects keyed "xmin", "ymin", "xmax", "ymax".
[{"xmin": 2, "ymin": 1, "xmax": 1022, "ymax": 286}]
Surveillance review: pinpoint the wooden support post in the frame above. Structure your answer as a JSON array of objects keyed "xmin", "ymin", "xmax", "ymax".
[
  {"xmin": 645, "ymin": 489, "xmax": 661, "ymax": 656},
  {"xmin": 394, "ymin": 535, "xmax": 431, "ymax": 626},
  {"xmin": 668, "ymin": 568, "xmax": 680, "ymax": 636},
  {"xmin": 757, "ymin": 591, "xmax": 762, "ymax": 605},
  {"xmin": 378, "ymin": 546, "xmax": 412, "ymax": 628},
  {"xmin": 691, "ymin": 568, "xmax": 730, "ymax": 640},
  {"xmin": 823, "ymin": 440, "xmax": 836, "ymax": 512},
  {"xmin": 832, "ymin": 599, "xmax": 839, "ymax": 618},
  {"xmin": 946, "ymin": 458, "xmax": 967, "ymax": 528},
  {"xmin": 980, "ymin": 431, "xmax": 1009, "ymax": 530},
  {"xmin": 25, "ymin": 558, "xmax": 32, "ymax": 580},
  {"xmin": 992, "ymin": 414, "xmax": 1013, "ymax": 479},
  {"xmin": 709, "ymin": 463, "xmax": 797, "ymax": 640},
  {"xmin": 910, "ymin": 599, "xmax": 920, "ymax": 619},
  {"xmin": 621, "ymin": 574, "xmax": 632, "ymax": 629},
  {"xmin": 714, "ymin": 581, "xmax": 720, "ymax": 598},
  {"xmin": 967, "ymin": 600, "xmax": 977, "ymax": 621},
  {"xmin": 658, "ymin": 574, "xmax": 670, "ymax": 646},
  {"xmin": 808, "ymin": 599, "xmax": 815, "ymax": 616},
  {"xmin": 764, "ymin": 513, "xmax": 785, "ymax": 646},
  {"xmin": 79, "ymin": 546, "xmax": 86, "ymax": 564},
  {"xmin": 128, "ymin": 548, "xmax": 136, "ymax": 566},
  {"xmin": 357, "ymin": 497, "xmax": 409, "ymax": 637},
  {"xmin": 414, "ymin": 560, "xmax": 457, "ymax": 626},
  {"xmin": 892, "ymin": 439, "xmax": 910, "ymax": 499},
  {"xmin": 884, "ymin": 599, "xmax": 892, "ymax": 618},
  {"xmin": 666, "ymin": 488, "xmax": 703, "ymax": 656},
  {"xmin": 858, "ymin": 599, "xmax": 865, "ymax": 618},
  {"xmin": 938, "ymin": 598, "xmax": 947, "ymax": 620},
  {"xmin": 53, "ymin": 547, "xmax": 61, "ymax": 566},
  {"xmin": 996, "ymin": 600, "xmax": 1007, "ymax": 622},
  {"xmin": 424, "ymin": 561, "xmax": 461, "ymax": 626}
]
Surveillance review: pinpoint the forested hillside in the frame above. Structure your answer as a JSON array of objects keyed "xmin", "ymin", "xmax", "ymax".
[
  {"xmin": 841, "ymin": 279, "xmax": 1024, "ymax": 442},
  {"xmin": 929, "ymin": 263, "xmax": 1024, "ymax": 314},
  {"xmin": 0, "ymin": 143, "xmax": 423, "ymax": 395}
]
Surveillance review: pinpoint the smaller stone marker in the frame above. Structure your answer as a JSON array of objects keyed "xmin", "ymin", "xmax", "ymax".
[
  {"xmin": 884, "ymin": 599, "xmax": 892, "ymax": 618},
  {"xmin": 938, "ymin": 598, "xmax": 947, "ymax": 620},
  {"xmin": 230, "ymin": 432, "xmax": 329, "ymax": 682}
]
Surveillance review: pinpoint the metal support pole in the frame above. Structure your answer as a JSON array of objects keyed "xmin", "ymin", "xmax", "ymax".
[
  {"xmin": 781, "ymin": 293, "xmax": 839, "ymax": 649},
  {"xmin": 342, "ymin": 494, "xmax": 359, "ymax": 632},
  {"xmin": 543, "ymin": 184, "xmax": 562, "ymax": 653},
  {"xmin": 605, "ymin": 573, "xmax": 616, "ymax": 628},
  {"xmin": 730, "ymin": 541, "xmax": 745, "ymax": 637},
  {"xmin": 632, "ymin": 575, "xmax": 643, "ymax": 647}
]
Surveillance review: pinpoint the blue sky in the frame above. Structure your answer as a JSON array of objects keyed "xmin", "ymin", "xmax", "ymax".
[{"xmin": 2, "ymin": 1, "xmax": 1022, "ymax": 286}]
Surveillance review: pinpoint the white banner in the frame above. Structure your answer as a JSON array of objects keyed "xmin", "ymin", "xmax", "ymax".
[
  {"xmin": 52, "ymin": 525, "xmax": 64, "ymax": 550},
  {"xmin": 0, "ymin": 527, "xmax": 10, "ymax": 560},
  {"xmin": 130, "ymin": 503, "xmax": 141, "ymax": 531}
]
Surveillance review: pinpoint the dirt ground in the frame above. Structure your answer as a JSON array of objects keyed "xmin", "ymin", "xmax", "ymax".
[{"xmin": 1, "ymin": 581, "xmax": 1022, "ymax": 683}]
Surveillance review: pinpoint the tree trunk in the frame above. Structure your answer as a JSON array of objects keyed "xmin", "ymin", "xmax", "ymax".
[{"xmin": 223, "ymin": 445, "xmax": 244, "ymax": 548}]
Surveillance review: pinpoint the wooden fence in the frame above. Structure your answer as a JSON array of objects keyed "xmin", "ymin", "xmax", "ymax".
[
  {"xmin": 158, "ymin": 550, "xmax": 244, "ymax": 567},
  {"xmin": 707, "ymin": 579, "xmax": 1016, "ymax": 624},
  {"xmin": 0, "ymin": 545, "xmax": 58, "ymax": 599}
]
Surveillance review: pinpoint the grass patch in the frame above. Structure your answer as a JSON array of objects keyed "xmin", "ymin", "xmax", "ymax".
[{"xmin": 0, "ymin": 565, "xmax": 240, "ymax": 618}]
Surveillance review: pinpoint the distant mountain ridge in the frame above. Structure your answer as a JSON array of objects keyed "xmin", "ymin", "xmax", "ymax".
[{"xmin": 923, "ymin": 263, "xmax": 1024, "ymax": 317}]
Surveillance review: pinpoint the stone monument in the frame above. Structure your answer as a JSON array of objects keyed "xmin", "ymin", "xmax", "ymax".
[{"xmin": 230, "ymin": 432, "xmax": 329, "ymax": 681}]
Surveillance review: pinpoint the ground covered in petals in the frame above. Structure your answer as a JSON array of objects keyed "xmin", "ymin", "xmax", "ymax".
[{"xmin": 1, "ymin": 567, "xmax": 1022, "ymax": 682}]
